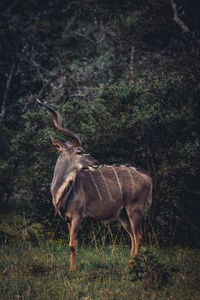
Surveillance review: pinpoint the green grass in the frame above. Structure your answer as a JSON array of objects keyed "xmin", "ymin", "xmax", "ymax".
[{"xmin": 0, "ymin": 240, "xmax": 199, "ymax": 299}]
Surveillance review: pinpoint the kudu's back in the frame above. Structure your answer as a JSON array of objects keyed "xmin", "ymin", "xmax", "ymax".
[{"xmin": 75, "ymin": 164, "xmax": 152, "ymax": 221}]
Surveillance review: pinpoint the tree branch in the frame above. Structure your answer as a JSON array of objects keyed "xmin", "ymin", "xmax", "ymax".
[
  {"xmin": 0, "ymin": 62, "xmax": 15, "ymax": 128},
  {"xmin": 169, "ymin": 0, "xmax": 190, "ymax": 33}
]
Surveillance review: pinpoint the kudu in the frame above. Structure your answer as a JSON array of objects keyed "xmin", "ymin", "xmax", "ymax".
[{"xmin": 37, "ymin": 99, "xmax": 152, "ymax": 270}]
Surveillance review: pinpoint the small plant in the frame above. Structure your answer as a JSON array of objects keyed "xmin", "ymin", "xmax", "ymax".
[{"xmin": 126, "ymin": 249, "xmax": 178, "ymax": 290}]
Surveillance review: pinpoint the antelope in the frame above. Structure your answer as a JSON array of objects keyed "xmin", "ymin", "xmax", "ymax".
[{"xmin": 36, "ymin": 99, "xmax": 152, "ymax": 270}]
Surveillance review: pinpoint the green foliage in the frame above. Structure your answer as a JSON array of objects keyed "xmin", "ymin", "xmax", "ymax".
[
  {"xmin": 0, "ymin": 213, "xmax": 44, "ymax": 243},
  {"xmin": 53, "ymin": 76, "xmax": 199, "ymax": 247},
  {"xmin": 127, "ymin": 249, "xmax": 176, "ymax": 290},
  {"xmin": 1, "ymin": 74, "xmax": 199, "ymax": 246}
]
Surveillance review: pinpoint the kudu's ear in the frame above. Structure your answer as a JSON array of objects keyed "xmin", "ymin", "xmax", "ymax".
[{"xmin": 51, "ymin": 137, "xmax": 69, "ymax": 152}]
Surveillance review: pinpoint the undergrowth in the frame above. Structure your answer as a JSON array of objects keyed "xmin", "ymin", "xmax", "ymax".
[{"xmin": 0, "ymin": 240, "xmax": 199, "ymax": 300}]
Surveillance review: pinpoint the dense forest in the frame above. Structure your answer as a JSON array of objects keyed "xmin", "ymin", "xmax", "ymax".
[{"xmin": 0, "ymin": 0, "xmax": 200, "ymax": 248}]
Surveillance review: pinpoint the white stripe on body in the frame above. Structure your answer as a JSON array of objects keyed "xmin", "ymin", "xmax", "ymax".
[
  {"xmin": 127, "ymin": 168, "xmax": 135, "ymax": 186},
  {"xmin": 89, "ymin": 171, "xmax": 102, "ymax": 201},
  {"xmin": 109, "ymin": 166, "xmax": 123, "ymax": 200},
  {"xmin": 127, "ymin": 168, "xmax": 135, "ymax": 195},
  {"xmin": 98, "ymin": 168, "xmax": 114, "ymax": 201}
]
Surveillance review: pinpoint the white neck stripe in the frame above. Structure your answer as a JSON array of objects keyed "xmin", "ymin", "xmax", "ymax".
[{"xmin": 54, "ymin": 170, "xmax": 76, "ymax": 207}]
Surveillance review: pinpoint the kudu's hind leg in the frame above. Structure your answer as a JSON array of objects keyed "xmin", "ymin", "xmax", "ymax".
[
  {"xmin": 119, "ymin": 209, "xmax": 135, "ymax": 257},
  {"xmin": 125, "ymin": 206, "xmax": 142, "ymax": 256},
  {"xmin": 69, "ymin": 217, "xmax": 82, "ymax": 270}
]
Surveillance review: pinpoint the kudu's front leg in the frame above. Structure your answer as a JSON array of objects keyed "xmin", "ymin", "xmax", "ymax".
[{"xmin": 69, "ymin": 217, "xmax": 81, "ymax": 270}]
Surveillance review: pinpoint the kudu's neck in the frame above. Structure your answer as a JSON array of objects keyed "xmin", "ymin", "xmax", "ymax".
[{"xmin": 51, "ymin": 155, "xmax": 77, "ymax": 209}]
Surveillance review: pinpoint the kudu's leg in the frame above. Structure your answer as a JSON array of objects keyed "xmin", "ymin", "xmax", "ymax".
[
  {"xmin": 67, "ymin": 223, "xmax": 71, "ymax": 235},
  {"xmin": 69, "ymin": 217, "xmax": 82, "ymax": 270},
  {"xmin": 125, "ymin": 206, "xmax": 142, "ymax": 256},
  {"xmin": 119, "ymin": 210, "xmax": 135, "ymax": 257}
]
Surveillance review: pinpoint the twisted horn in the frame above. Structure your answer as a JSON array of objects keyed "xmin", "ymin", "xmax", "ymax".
[{"xmin": 36, "ymin": 99, "xmax": 81, "ymax": 147}]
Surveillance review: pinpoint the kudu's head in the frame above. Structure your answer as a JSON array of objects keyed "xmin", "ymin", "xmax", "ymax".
[{"xmin": 36, "ymin": 99, "xmax": 99, "ymax": 173}]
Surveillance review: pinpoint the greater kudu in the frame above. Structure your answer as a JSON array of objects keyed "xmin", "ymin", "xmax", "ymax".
[{"xmin": 37, "ymin": 99, "xmax": 152, "ymax": 270}]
